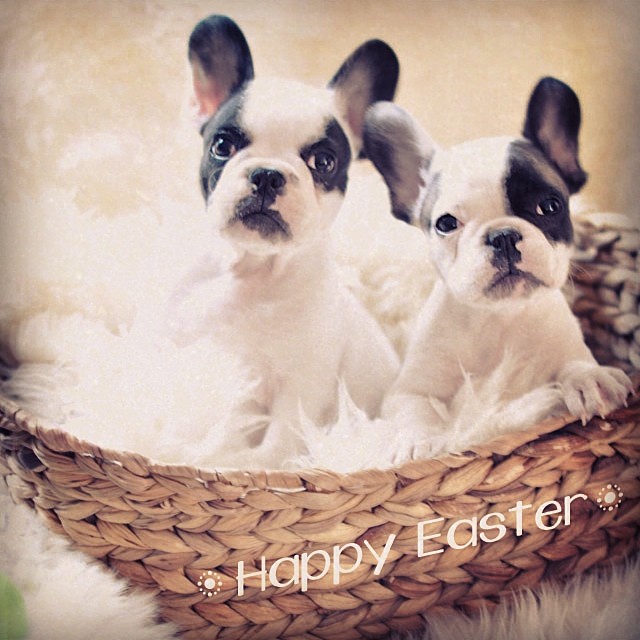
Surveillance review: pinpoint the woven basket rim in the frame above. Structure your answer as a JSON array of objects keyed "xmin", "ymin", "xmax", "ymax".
[{"xmin": 2, "ymin": 375, "xmax": 638, "ymax": 493}]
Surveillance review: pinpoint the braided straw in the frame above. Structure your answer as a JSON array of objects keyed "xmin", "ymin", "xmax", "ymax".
[
  {"xmin": 1, "ymin": 214, "xmax": 639, "ymax": 639},
  {"xmin": 568, "ymin": 212, "xmax": 640, "ymax": 372}
]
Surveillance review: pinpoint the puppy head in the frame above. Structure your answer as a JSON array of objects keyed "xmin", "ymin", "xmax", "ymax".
[
  {"xmin": 363, "ymin": 78, "xmax": 587, "ymax": 307},
  {"xmin": 188, "ymin": 15, "xmax": 398, "ymax": 257}
]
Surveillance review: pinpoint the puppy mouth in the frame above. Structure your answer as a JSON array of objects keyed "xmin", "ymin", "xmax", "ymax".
[
  {"xmin": 485, "ymin": 268, "xmax": 545, "ymax": 299},
  {"xmin": 233, "ymin": 198, "xmax": 291, "ymax": 239}
]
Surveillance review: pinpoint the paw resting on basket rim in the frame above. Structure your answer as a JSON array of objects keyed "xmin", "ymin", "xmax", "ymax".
[{"xmin": 559, "ymin": 361, "xmax": 634, "ymax": 424}]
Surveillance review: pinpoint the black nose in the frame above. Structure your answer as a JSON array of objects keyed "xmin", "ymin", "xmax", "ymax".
[
  {"xmin": 249, "ymin": 168, "xmax": 286, "ymax": 196},
  {"xmin": 486, "ymin": 228, "xmax": 523, "ymax": 266}
]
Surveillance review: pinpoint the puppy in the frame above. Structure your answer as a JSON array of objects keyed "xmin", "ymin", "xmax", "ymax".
[
  {"xmin": 169, "ymin": 16, "xmax": 400, "ymax": 459},
  {"xmin": 363, "ymin": 78, "xmax": 633, "ymax": 450}
]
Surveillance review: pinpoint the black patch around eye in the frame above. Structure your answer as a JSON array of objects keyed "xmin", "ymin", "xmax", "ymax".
[
  {"xmin": 301, "ymin": 119, "xmax": 351, "ymax": 193},
  {"xmin": 199, "ymin": 93, "xmax": 250, "ymax": 199},
  {"xmin": 505, "ymin": 141, "xmax": 573, "ymax": 244}
]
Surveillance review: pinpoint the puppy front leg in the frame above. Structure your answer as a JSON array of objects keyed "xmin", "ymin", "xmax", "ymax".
[
  {"xmin": 383, "ymin": 391, "xmax": 449, "ymax": 429},
  {"xmin": 381, "ymin": 292, "xmax": 464, "ymax": 452},
  {"xmin": 381, "ymin": 391, "xmax": 451, "ymax": 458},
  {"xmin": 559, "ymin": 359, "xmax": 633, "ymax": 424}
]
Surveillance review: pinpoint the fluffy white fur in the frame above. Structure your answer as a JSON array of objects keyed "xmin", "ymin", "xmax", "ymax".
[
  {"xmin": 0, "ymin": 483, "xmax": 177, "ymax": 640},
  {"xmin": 395, "ymin": 556, "xmax": 640, "ymax": 640},
  {"xmin": 0, "ymin": 164, "xmax": 431, "ymax": 471}
]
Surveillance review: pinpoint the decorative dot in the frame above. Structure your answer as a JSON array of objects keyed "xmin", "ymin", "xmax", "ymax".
[
  {"xmin": 196, "ymin": 571, "xmax": 225, "ymax": 597},
  {"xmin": 596, "ymin": 483, "xmax": 623, "ymax": 511}
]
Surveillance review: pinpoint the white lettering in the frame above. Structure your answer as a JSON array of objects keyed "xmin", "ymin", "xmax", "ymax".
[
  {"xmin": 269, "ymin": 554, "xmax": 300, "ymax": 589},
  {"xmin": 233, "ymin": 494, "xmax": 588, "ymax": 597},
  {"xmin": 237, "ymin": 557, "xmax": 267, "ymax": 596},
  {"xmin": 417, "ymin": 517, "xmax": 444, "ymax": 557},
  {"xmin": 479, "ymin": 511, "xmax": 506, "ymax": 543},
  {"xmin": 564, "ymin": 493, "xmax": 587, "ymax": 525},
  {"xmin": 300, "ymin": 549, "xmax": 331, "ymax": 592},
  {"xmin": 447, "ymin": 517, "xmax": 477, "ymax": 550},
  {"xmin": 535, "ymin": 500, "xmax": 563, "ymax": 530},
  {"xmin": 364, "ymin": 534, "xmax": 397, "ymax": 574},
  {"xmin": 508, "ymin": 500, "xmax": 533, "ymax": 536},
  {"xmin": 332, "ymin": 543, "xmax": 363, "ymax": 585}
]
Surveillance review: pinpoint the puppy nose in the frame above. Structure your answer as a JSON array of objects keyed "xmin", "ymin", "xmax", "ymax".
[
  {"xmin": 486, "ymin": 228, "xmax": 523, "ymax": 265},
  {"xmin": 249, "ymin": 168, "xmax": 286, "ymax": 196}
]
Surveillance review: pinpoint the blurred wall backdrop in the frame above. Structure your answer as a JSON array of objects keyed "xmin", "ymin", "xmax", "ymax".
[{"xmin": 1, "ymin": 0, "xmax": 638, "ymax": 231}]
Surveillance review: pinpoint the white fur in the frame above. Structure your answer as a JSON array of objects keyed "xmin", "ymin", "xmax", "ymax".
[
  {"xmin": 166, "ymin": 51, "xmax": 401, "ymax": 464},
  {"xmin": 202, "ymin": 78, "xmax": 344, "ymax": 257},
  {"xmin": 423, "ymin": 139, "xmax": 573, "ymax": 301},
  {"xmin": 0, "ymin": 169, "xmax": 419, "ymax": 474},
  {"xmin": 1, "ymin": 37, "xmax": 404, "ymax": 471},
  {"xmin": 393, "ymin": 556, "xmax": 640, "ymax": 640},
  {"xmin": 0, "ymin": 483, "xmax": 177, "ymax": 640},
  {"xmin": 363, "ymin": 105, "xmax": 633, "ymax": 453}
]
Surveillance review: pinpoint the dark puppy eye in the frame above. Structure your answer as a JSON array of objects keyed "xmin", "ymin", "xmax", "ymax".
[
  {"xmin": 210, "ymin": 135, "xmax": 237, "ymax": 160},
  {"xmin": 306, "ymin": 150, "xmax": 337, "ymax": 175},
  {"xmin": 434, "ymin": 213, "xmax": 460, "ymax": 236},
  {"xmin": 536, "ymin": 197, "xmax": 562, "ymax": 216}
]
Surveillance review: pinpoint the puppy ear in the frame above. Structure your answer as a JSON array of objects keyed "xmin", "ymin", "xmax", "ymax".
[
  {"xmin": 188, "ymin": 15, "xmax": 254, "ymax": 128},
  {"xmin": 329, "ymin": 40, "xmax": 399, "ymax": 152},
  {"xmin": 523, "ymin": 77, "xmax": 587, "ymax": 193},
  {"xmin": 363, "ymin": 102, "xmax": 437, "ymax": 224}
]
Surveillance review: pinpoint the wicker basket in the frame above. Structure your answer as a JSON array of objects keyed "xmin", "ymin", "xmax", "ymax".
[{"xmin": 1, "ymin": 214, "xmax": 639, "ymax": 640}]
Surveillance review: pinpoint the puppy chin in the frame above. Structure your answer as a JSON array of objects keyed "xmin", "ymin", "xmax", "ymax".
[
  {"xmin": 484, "ymin": 269, "xmax": 546, "ymax": 300},
  {"xmin": 220, "ymin": 219, "xmax": 290, "ymax": 257},
  {"xmin": 446, "ymin": 274, "xmax": 547, "ymax": 309},
  {"xmin": 444, "ymin": 259, "xmax": 570, "ymax": 310},
  {"xmin": 439, "ymin": 228, "xmax": 572, "ymax": 308}
]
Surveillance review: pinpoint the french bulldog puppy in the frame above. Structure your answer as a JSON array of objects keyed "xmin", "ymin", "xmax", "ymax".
[
  {"xmin": 363, "ymin": 78, "xmax": 633, "ymax": 447},
  {"xmin": 169, "ymin": 16, "xmax": 400, "ymax": 459}
]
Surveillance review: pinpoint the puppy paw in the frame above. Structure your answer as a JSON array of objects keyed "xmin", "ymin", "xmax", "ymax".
[{"xmin": 560, "ymin": 362, "xmax": 634, "ymax": 424}]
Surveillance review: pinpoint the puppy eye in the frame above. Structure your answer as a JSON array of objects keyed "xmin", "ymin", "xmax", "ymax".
[
  {"xmin": 307, "ymin": 150, "xmax": 337, "ymax": 175},
  {"xmin": 434, "ymin": 213, "xmax": 460, "ymax": 236},
  {"xmin": 536, "ymin": 197, "xmax": 562, "ymax": 216},
  {"xmin": 210, "ymin": 135, "xmax": 237, "ymax": 160}
]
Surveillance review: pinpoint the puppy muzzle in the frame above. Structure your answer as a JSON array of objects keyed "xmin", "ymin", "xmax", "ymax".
[
  {"xmin": 234, "ymin": 198, "xmax": 291, "ymax": 239},
  {"xmin": 485, "ymin": 227, "xmax": 544, "ymax": 298},
  {"xmin": 487, "ymin": 228, "xmax": 523, "ymax": 270},
  {"xmin": 233, "ymin": 167, "xmax": 291, "ymax": 239},
  {"xmin": 249, "ymin": 168, "xmax": 286, "ymax": 198}
]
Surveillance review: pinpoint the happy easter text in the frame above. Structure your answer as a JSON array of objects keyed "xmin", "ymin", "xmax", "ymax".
[{"xmin": 235, "ymin": 493, "xmax": 588, "ymax": 595}]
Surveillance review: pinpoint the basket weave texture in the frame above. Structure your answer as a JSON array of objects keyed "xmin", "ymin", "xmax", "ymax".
[{"xmin": 1, "ymin": 214, "xmax": 639, "ymax": 640}]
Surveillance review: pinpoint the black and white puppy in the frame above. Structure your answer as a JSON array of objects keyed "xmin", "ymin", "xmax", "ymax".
[
  {"xmin": 363, "ymin": 78, "xmax": 633, "ymax": 446},
  {"xmin": 169, "ymin": 16, "xmax": 400, "ymax": 457}
]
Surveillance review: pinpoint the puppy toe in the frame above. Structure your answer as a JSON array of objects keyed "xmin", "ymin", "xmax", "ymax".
[
  {"xmin": 609, "ymin": 367, "xmax": 635, "ymax": 399},
  {"xmin": 595, "ymin": 367, "xmax": 634, "ymax": 413},
  {"xmin": 562, "ymin": 381, "xmax": 589, "ymax": 424},
  {"xmin": 562, "ymin": 365, "xmax": 633, "ymax": 424}
]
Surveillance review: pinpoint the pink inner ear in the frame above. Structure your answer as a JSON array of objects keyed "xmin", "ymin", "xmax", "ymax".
[
  {"xmin": 191, "ymin": 61, "xmax": 228, "ymax": 118},
  {"xmin": 538, "ymin": 119, "xmax": 583, "ymax": 184}
]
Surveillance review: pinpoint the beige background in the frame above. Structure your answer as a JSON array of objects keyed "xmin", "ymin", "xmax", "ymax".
[{"xmin": 0, "ymin": 0, "xmax": 639, "ymax": 227}]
